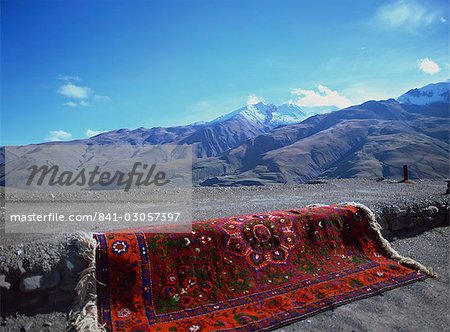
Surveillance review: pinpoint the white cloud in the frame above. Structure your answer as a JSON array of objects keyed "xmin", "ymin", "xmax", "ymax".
[
  {"xmin": 56, "ymin": 78, "xmax": 110, "ymax": 108},
  {"xmin": 57, "ymin": 83, "xmax": 93, "ymax": 99},
  {"xmin": 94, "ymin": 94, "xmax": 110, "ymax": 101},
  {"xmin": 64, "ymin": 101, "xmax": 78, "ymax": 107},
  {"xmin": 58, "ymin": 75, "xmax": 81, "ymax": 82},
  {"xmin": 417, "ymin": 58, "xmax": 441, "ymax": 74},
  {"xmin": 247, "ymin": 95, "xmax": 265, "ymax": 105},
  {"xmin": 46, "ymin": 130, "xmax": 72, "ymax": 142},
  {"xmin": 375, "ymin": 0, "xmax": 440, "ymax": 28},
  {"xmin": 63, "ymin": 100, "xmax": 90, "ymax": 107},
  {"xmin": 440, "ymin": 17, "xmax": 447, "ymax": 23},
  {"xmin": 290, "ymin": 85, "xmax": 352, "ymax": 109},
  {"xmin": 197, "ymin": 101, "xmax": 211, "ymax": 108},
  {"xmin": 85, "ymin": 129, "xmax": 106, "ymax": 137}
]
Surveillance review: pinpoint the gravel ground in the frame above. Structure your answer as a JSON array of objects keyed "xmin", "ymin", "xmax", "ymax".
[
  {"xmin": 0, "ymin": 179, "xmax": 449, "ymax": 331},
  {"xmin": 192, "ymin": 179, "xmax": 448, "ymax": 221}
]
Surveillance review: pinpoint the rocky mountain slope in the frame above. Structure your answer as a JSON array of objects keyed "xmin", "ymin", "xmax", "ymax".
[
  {"xmin": 193, "ymin": 98, "xmax": 449, "ymax": 185},
  {"xmin": 85, "ymin": 102, "xmax": 308, "ymax": 157}
]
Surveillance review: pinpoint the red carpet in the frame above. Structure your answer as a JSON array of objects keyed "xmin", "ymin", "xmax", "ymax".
[{"xmin": 71, "ymin": 203, "xmax": 435, "ymax": 331}]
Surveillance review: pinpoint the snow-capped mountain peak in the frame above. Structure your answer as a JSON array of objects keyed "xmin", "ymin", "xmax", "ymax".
[
  {"xmin": 397, "ymin": 82, "xmax": 450, "ymax": 105},
  {"xmin": 271, "ymin": 103, "xmax": 306, "ymax": 126},
  {"xmin": 210, "ymin": 102, "xmax": 306, "ymax": 127},
  {"xmin": 209, "ymin": 102, "xmax": 272, "ymax": 125},
  {"xmin": 240, "ymin": 102, "xmax": 274, "ymax": 124}
]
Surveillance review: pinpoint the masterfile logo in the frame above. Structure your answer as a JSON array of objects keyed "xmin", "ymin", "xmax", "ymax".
[
  {"xmin": 3, "ymin": 144, "xmax": 193, "ymax": 234},
  {"xmin": 26, "ymin": 162, "xmax": 170, "ymax": 192}
]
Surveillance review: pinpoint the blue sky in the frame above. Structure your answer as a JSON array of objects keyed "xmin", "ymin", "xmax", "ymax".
[{"xmin": 1, "ymin": 0, "xmax": 449, "ymax": 145}]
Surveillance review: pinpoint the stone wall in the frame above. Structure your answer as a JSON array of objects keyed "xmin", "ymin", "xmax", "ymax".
[
  {"xmin": 378, "ymin": 200, "xmax": 449, "ymax": 237},
  {"xmin": 0, "ymin": 238, "xmax": 87, "ymax": 317}
]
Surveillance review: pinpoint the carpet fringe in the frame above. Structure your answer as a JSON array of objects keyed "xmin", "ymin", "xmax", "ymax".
[
  {"xmin": 68, "ymin": 232, "xmax": 106, "ymax": 332},
  {"xmin": 339, "ymin": 202, "xmax": 437, "ymax": 278}
]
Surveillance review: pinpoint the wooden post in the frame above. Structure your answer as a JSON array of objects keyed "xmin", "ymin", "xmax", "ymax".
[{"xmin": 403, "ymin": 165, "xmax": 409, "ymax": 182}]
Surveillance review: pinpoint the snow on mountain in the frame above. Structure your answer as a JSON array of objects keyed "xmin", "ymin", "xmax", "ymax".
[
  {"xmin": 239, "ymin": 103, "xmax": 275, "ymax": 125},
  {"xmin": 210, "ymin": 102, "xmax": 272, "ymax": 125},
  {"xmin": 397, "ymin": 82, "xmax": 450, "ymax": 105},
  {"xmin": 271, "ymin": 103, "xmax": 307, "ymax": 126},
  {"xmin": 210, "ymin": 102, "xmax": 307, "ymax": 127}
]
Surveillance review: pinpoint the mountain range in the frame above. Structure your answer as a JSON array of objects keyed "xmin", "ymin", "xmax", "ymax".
[
  {"xmin": 3, "ymin": 81, "xmax": 449, "ymax": 187},
  {"xmin": 192, "ymin": 82, "xmax": 449, "ymax": 185},
  {"xmin": 86, "ymin": 102, "xmax": 313, "ymax": 158}
]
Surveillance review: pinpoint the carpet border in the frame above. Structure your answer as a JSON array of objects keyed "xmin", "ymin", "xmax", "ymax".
[{"xmin": 246, "ymin": 272, "xmax": 428, "ymax": 332}]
